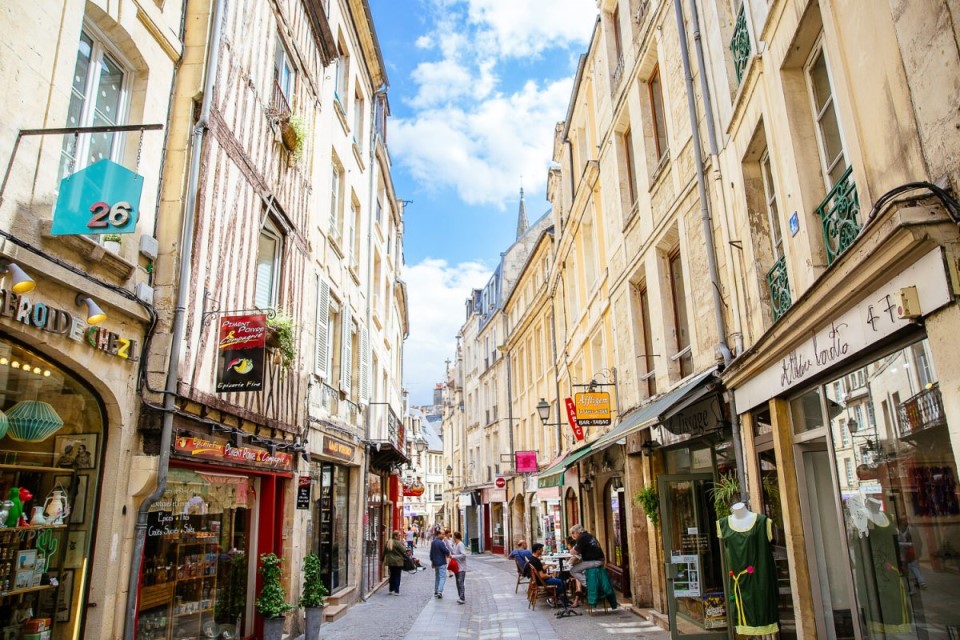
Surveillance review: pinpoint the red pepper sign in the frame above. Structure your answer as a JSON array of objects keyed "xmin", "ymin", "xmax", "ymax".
[{"xmin": 564, "ymin": 397, "xmax": 585, "ymax": 441}]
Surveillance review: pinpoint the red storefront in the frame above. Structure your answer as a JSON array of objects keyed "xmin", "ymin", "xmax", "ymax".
[{"xmin": 134, "ymin": 432, "xmax": 293, "ymax": 640}]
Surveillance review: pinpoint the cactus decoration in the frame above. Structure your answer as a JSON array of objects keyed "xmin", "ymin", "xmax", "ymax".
[{"xmin": 37, "ymin": 528, "xmax": 58, "ymax": 572}]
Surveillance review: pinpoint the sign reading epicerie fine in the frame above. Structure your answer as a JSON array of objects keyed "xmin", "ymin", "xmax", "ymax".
[{"xmin": 0, "ymin": 288, "xmax": 139, "ymax": 361}]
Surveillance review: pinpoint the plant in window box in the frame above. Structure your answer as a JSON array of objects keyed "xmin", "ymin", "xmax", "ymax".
[
  {"xmin": 102, "ymin": 233, "xmax": 122, "ymax": 254},
  {"xmin": 299, "ymin": 553, "xmax": 328, "ymax": 640},
  {"xmin": 633, "ymin": 485, "xmax": 660, "ymax": 526},
  {"xmin": 280, "ymin": 113, "xmax": 307, "ymax": 162},
  {"xmin": 256, "ymin": 553, "xmax": 294, "ymax": 640},
  {"xmin": 266, "ymin": 311, "xmax": 297, "ymax": 369}
]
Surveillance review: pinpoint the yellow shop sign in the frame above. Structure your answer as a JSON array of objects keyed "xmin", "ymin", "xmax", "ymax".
[{"xmin": 575, "ymin": 392, "xmax": 611, "ymax": 426}]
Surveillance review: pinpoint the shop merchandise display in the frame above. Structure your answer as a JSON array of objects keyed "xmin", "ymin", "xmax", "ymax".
[{"xmin": 716, "ymin": 502, "xmax": 779, "ymax": 636}]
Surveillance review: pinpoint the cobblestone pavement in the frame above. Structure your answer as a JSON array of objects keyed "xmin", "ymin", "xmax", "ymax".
[{"xmin": 314, "ymin": 549, "xmax": 670, "ymax": 640}]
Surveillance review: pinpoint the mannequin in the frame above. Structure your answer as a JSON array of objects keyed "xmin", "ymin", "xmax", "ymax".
[{"xmin": 717, "ymin": 502, "xmax": 778, "ymax": 635}]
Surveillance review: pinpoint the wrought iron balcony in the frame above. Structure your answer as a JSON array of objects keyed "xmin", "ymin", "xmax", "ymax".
[
  {"xmin": 897, "ymin": 384, "xmax": 946, "ymax": 438},
  {"xmin": 816, "ymin": 166, "xmax": 861, "ymax": 265},
  {"xmin": 766, "ymin": 255, "xmax": 792, "ymax": 322},
  {"xmin": 730, "ymin": 4, "xmax": 751, "ymax": 85}
]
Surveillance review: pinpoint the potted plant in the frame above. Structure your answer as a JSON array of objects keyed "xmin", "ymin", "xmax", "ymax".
[
  {"xmin": 709, "ymin": 472, "xmax": 741, "ymax": 519},
  {"xmin": 266, "ymin": 311, "xmax": 297, "ymax": 369},
  {"xmin": 633, "ymin": 485, "xmax": 660, "ymax": 526},
  {"xmin": 300, "ymin": 553, "xmax": 328, "ymax": 640},
  {"xmin": 102, "ymin": 233, "xmax": 122, "ymax": 254},
  {"xmin": 256, "ymin": 553, "xmax": 293, "ymax": 640}
]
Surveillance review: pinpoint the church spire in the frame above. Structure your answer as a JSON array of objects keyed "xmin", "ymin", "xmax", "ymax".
[{"xmin": 515, "ymin": 187, "xmax": 529, "ymax": 240}]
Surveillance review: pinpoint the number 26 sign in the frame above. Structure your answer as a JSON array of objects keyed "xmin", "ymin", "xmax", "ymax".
[{"xmin": 51, "ymin": 159, "xmax": 143, "ymax": 236}]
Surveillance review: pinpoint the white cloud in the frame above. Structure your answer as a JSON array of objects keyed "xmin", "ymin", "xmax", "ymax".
[
  {"xmin": 403, "ymin": 258, "xmax": 492, "ymax": 403},
  {"xmin": 464, "ymin": 0, "xmax": 598, "ymax": 59},
  {"xmin": 392, "ymin": 77, "xmax": 573, "ymax": 206},
  {"xmin": 415, "ymin": 35, "xmax": 433, "ymax": 49}
]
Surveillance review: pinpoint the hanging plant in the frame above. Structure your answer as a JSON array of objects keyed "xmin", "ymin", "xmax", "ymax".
[
  {"xmin": 266, "ymin": 311, "xmax": 297, "ymax": 369},
  {"xmin": 255, "ymin": 553, "xmax": 294, "ymax": 619},
  {"xmin": 633, "ymin": 485, "xmax": 660, "ymax": 526},
  {"xmin": 709, "ymin": 472, "xmax": 741, "ymax": 519},
  {"xmin": 281, "ymin": 113, "xmax": 307, "ymax": 162}
]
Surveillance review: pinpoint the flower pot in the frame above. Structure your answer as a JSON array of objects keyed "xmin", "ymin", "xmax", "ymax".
[
  {"xmin": 280, "ymin": 120, "xmax": 299, "ymax": 153},
  {"xmin": 304, "ymin": 606, "xmax": 323, "ymax": 640},
  {"xmin": 263, "ymin": 616, "xmax": 285, "ymax": 640}
]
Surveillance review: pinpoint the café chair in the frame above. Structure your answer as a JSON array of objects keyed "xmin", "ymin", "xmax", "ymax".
[
  {"xmin": 514, "ymin": 559, "xmax": 531, "ymax": 593},
  {"xmin": 527, "ymin": 570, "xmax": 558, "ymax": 611}
]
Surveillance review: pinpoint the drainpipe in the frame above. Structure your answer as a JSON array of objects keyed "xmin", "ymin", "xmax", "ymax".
[
  {"xmin": 124, "ymin": 1, "xmax": 225, "ymax": 637},
  {"xmin": 673, "ymin": 0, "xmax": 747, "ymax": 498}
]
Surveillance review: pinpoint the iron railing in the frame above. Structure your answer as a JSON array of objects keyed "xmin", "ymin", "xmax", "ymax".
[
  {"xmin": 766, "ymin": 255, "xmax": 792, "ymax": 322},
  {"xmin": 897, "ymin": 384, "xmax": 946, "ymax": 437},
  {"xmin": 730, "ymin": 4, "xmax": 751, "ymax": 85},
  {"xmin": 321, "ymin": 382, "xmax": 339, "ymax": 415},
  {"xmin": 611, "ymin": 55, "xmax": 625, "ymax": 94},
  {"xmin": 816, "ymin": 165, "xmax": 861, "ymax": 265},
  {"xmin": 272, "ymin": 79, "xmax": 291, "ymax": 120}
]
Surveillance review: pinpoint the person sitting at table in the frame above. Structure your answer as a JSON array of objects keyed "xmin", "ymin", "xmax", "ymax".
[
  {"xmin": 568, "ymin": 524, "xmax": 605, "ymax": 599},
  {"xmin": 508, "ymin": 540, "xmax": 534, "ymax": 576},
  {"xmin": 530, "ymin": 543, "xmax": 567, "ymax": 606}
]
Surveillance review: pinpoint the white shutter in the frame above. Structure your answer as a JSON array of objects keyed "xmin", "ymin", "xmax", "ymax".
[
  {"xmin": 315, "ymin": 276, "xmax": 330, "ymax": 378},
  {"xmin": 359, "ymin": 325, "xmax": 369, "ymax": 404},
  {"xmin": 340, "ymin": 306, "xmax": 352, "ymax": 393}
]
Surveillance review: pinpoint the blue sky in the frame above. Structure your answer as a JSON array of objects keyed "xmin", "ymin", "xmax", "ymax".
[{"xmin": 368, "ymin": 0, "xmax": 598, "ymax": 403}]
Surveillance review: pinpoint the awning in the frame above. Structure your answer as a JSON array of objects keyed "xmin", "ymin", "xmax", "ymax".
[
  {"xmin": 537, "ymin": 444, "xmax": 594, "ymax": 488},
  {"xmin": 592, "ymin": 368, "xmax": 719, "ymax": 451},
  {"xmin": 368, "ymin": 441, "xmax": 409, "ymax": 473}
]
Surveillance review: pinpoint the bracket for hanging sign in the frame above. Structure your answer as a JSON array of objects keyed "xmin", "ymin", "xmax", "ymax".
[{"xmin": 201, "ymin": 289, "xmax": 277, "ymax": 326}]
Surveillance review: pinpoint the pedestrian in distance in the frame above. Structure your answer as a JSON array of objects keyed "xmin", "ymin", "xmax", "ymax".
[
  {"xmin": 449, "ymin": 531, "xmax": 468, "ymax": 604},
  {"xmin": 384, "ymin": 530, "xmax": 408, "ymax": 596},
  {"xmin": 430, "ymin": 529, "xmax": 451, "ymax": 598},
  {"xmin": 406, "ymin": 526, "xmax": 415, "ymax": 553}
]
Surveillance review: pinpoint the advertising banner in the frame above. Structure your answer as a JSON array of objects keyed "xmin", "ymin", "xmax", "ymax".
[
  {"xmin": 574, "ymin": 392, "xmax": 611, "ymax": 426},
  {"xmin": 215, "ymin": 314, "xmax": 266, "ymax": 392},
  {"xmin": 173, "ymin": 436, "xmax": 293, "ymax": 470},
  {"xmin": 514, "ymin": 450, "xmax": 539, "ymax": 473},
  {"xmin": 296, "ymin": 476, "xmax": 312, "ymax": 510},
  {"xmin": 564, "ymin": 398, "xmax": 585, "ymax": 441}
]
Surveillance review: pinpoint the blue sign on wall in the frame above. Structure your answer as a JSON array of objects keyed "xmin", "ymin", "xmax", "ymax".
[
  {"xmin": 51, "ymin": 159, "xmax": 143, "ymax": 236},
  {"xmin": 789, "ymin": 211, "xmax": 800, "ymax": 237}
]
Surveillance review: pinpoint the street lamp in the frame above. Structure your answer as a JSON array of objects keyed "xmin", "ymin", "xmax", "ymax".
[{"xmin": 536, "ymin": 398, "xmax": 551, "ymax": 424}]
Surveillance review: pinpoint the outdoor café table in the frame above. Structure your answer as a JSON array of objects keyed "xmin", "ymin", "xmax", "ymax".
[{"xmin": 544, "ymin": 553, "xmax": 573, "ymax": 574}]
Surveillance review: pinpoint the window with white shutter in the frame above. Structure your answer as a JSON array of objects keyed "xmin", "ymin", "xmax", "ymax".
[
  {"xmin": 255, "ymin": 218, "xmax": 282, "ymax": 309},
  {"xmin": 340, "ymin": 307, "xmax": 352, "ymax": 393},
  {"xmin": 315, "ymin": 276, "xmax": 330, "ymax": 378},
  {"xmin": 360, "ymin": 325, "xmax": 369, "ymax": 404}
]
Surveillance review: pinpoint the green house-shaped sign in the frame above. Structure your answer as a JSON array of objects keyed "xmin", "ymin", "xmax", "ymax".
[{"xmin": 51, "ymin": 159, "xmax": 143, "ymax": 236}]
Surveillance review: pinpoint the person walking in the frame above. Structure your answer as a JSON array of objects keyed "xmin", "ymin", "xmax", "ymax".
[
  {"xmin": 384, "ymin": 530, "xmax": 407, "ymax": 596},
  {"xmin": 449, "ymin": 531, "xmax": 468, "ymax": 604},
  {"xmin": 429, "ymin": 529, "xmax": 451, "ymax": 598}
]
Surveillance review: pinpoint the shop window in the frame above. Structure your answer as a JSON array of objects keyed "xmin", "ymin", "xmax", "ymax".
[
  {"xmin": 254, "ymin": 217, "xmax": 282, "ymax": 310},
  {"xmin": 59, "ymin": 28, "xmax": 130, "ymax": 180},
  {"xmin": 0, "ymin": 338, "xmax": 104, "ymax": 640},
  {"xmin": 141, "ymin": 468, "xmax": 255, "ymax": 639}
]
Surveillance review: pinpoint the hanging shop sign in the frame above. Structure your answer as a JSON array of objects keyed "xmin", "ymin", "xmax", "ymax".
[
  {"xmin": 402, "ymin": 477, "xmax": 425, "ymax": 497},
  {"xmin": 51, "ymin": 159, "xmax": 143, "ymax": 235},
  {"xmin": 0, "ymin": 288, "xmax": 139, "ymax": 361},
  {"xmin": 574, "ymin": 392, "xmax": 611, "ymax": 426},
  {"xmin": 321, "ymin": 435, "xmax": 355, "ymax": 462},
  {"xmin": 734, "ymin": 248, "xmax": 951, "ymax": 410},
  {"xmin": 564, "ymin": 397, "xmax": 585, "ymax": 441},
  {"xmin": 515, "ymin": 450, "xmax": 539, "ymax": 473},
  {"xmin": 174, "ymin": 436, "xmax": 293, "ymax": 471},
  {"xmin": 215, "ymin": 314, "xmax": 266, "ymax": 393},
  {"xmin": 661, "ymin": 395, "xmax": 723, "ymax": 436},
  {"xmin": 296, "ymin": 476, "xmax": 312, "ymax": 510}
]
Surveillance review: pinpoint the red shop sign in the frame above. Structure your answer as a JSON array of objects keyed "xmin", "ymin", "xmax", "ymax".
[
  {"xmin": 175, "ymin": 436, "xmax": 293, "ymax": 471},
  {"xmin": 564, "ymin": 398, "xmax": 585, "ymax": 441}
]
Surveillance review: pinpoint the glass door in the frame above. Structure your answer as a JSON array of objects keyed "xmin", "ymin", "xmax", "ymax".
[{"xmin": 659, "ymin": 473, "xmax": 727, "ymax": 639}]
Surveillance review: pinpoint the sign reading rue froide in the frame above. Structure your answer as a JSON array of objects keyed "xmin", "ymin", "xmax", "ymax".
[{"xmin": 215, "ymin": 314, "xmax": 266, "ymax": 392}]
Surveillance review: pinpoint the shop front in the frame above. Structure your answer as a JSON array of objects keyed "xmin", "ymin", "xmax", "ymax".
[
  {"xmin": 365, "ymin": 442, "xmax": 406, "ymax": 594},
  {"xmin": 480, "ymin": 487, "xmax": 506, "ymax": 554},
  {"xmin": 728, "ymin": 244, "xmax": 960, "ymax": 639},
  {"xmin": 0, "ymin": 335, "xmax": 108, "ymax": 640},
  {"xmin": 135, "ymin": 431, "xmax": 292, "ymax": 640},
  {"xmin": 308, "ymin": 434, "xmax": 358, "ymax": 595}
]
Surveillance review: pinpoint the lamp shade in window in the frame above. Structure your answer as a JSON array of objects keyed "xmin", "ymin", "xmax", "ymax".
[
  {"xmin": 0, "ymin": 409, "xmax": 7, "ymax": 440},
  {"xmin": 6, "ymin": 401, "xmax": 64, "ymax": 442}
]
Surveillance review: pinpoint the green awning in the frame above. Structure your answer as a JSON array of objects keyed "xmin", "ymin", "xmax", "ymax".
[
  {"xmin": 592, "ymin": 368, "xmax": 719, "ymax": 451},
  {"xmin": 537, "ymin": 444, "xmax": 594, "ymax": 488}
]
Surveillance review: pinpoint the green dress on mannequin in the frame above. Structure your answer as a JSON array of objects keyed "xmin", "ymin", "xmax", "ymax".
[{"xmin": 717, "ymin": 506, "xmax": 779, "ymax": 636}]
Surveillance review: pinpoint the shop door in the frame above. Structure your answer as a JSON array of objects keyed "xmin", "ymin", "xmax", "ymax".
[{"xmin": 659, "ymin": 473, "xmax": 728, "ymax": 639}]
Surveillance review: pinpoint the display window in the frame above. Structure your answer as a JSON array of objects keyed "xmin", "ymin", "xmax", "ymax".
[
  {"xmin": 362, "ymin": 471, "xmax": 384, "ymax": 593},
  {"xmin": 138, "ymin": 467, "xmax": 258, "ymax": 640},
  {"xmin": 794, "ymin": 338, "xmax": 960, "ymax": 638},
  {"xmin": 0, "ymin": 337, "xmax": 104, "ymax": 640},
  {"xmin": 310, "ymin": 463, "xmax": 349, "ymax": 592}
]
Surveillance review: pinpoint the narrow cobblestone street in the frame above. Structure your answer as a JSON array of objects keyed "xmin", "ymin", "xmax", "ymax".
[{"xmin": 314, "ymin": 549, "xmax": 669, "ymax": 640}]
